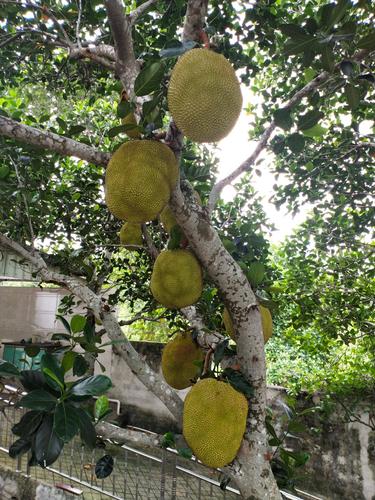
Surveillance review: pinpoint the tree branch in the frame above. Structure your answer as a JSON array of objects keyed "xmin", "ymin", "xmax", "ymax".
[
  {"xmin": 0, "ymin": 233, "xmax": 184, "ymax": 423},
  {"xmin": 129, "ymin": 0, "xmax": 158, "ymax": 25},
  {"xmin": 105, "ymin": 0, "xmax": 140, "ymax": 94},
  {"xmin": 0, "ymin": 116, "xmax": 110, "ymax": 166},
  {"xmin": 208, "ymin": 49, "xmax": 374, "ymax": 211},
  {"xmin": 0, "ymin": 0, "xmax": 73, "ymax": 47},
  {"xmin": 69, "ymin": 46, "xmax": 116, "ymax": 71}
]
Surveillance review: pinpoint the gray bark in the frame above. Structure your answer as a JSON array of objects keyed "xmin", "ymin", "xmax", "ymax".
[{"xmin": 0, "ymin": 116, "xmax": 110, "ymax": 166}]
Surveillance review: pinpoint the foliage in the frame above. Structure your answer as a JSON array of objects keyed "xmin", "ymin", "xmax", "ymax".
[{"xmin": 2, "ymin": 353, "xmax": 111, "ymax": 467}]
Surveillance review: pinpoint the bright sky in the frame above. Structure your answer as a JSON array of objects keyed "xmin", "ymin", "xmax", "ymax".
[
  {"xmin": 216, "ymin": 86, "xmax": 373, "ymax": 244},
  {"xmin": 215, "ymin": 86, "xmax": 309, "ymax": 244}
]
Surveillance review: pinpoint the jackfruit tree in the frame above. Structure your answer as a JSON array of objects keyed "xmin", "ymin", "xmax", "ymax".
[{"xmin": 0, "ymin": 0, "xmax": 374, "ymax": 498}]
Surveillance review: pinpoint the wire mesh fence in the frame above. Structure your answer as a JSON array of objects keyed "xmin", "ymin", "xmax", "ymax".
[{"xmin": 0, "ymin": 399, "xmax": 240, "ymax": 499}]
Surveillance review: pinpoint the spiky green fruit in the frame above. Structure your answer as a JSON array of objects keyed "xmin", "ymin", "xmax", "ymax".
[
  {"xmin": 150, "ymin": 249, "xmax": 203, "ymax": 308},
  {"xmin": 105, "ymin": 140, "xmax": 178, "ymax": 222},
  {"xmin": 183, "ymin": 378, "xmax": 248, "ymax": 468},
  {"xmin": 168, "ymin": 48, "xmax": 242, "ymax": 143}
]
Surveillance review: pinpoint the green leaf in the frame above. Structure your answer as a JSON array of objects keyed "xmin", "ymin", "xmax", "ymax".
[
  {"xmin": 20, "ymin": 370, "xmax": 46, "ymax": 391},
  {"xmin": 177, "ymin": 447, "xmax": 193, "ymax": 459},
  {"xmin": 340, "ymin": 60, "xmax": 354, "ymax": 76},
  {"xmin": 357, "ymin": 32, "xmax": 375, "ymax": 50},
  {"xmin": 160, "ymin": 40, "xmax": 196, "ymax": 58},
  {"xmin": 12, "ymin": 410, "xmax": 43, "ymax": 438},
  {"xmin": 41, "ymin": 353, "xmax": 64, "ymax": 390},
  {"xmin": 18, "ymin": 390, "xmax": 57, "ymax": 411},
  {"xmin": 24, "ymin": 345, "xmax": 41, "ymax": 358},
  {"xmin": 67, "ymin": 125, "xmax": 85, "ymax": 136},
  {"xmin": 54, "ymin": 402, "xmax": 79, "ymax": 442},
  {"xmin": 284, "ymin": 35, "xmax": 317, "ymax": 55},
  {"xmin": 344, "ymin": 84, "xmax": 360, "ymax": 110},
  {"xmin": 222, "ymin": 368, "xmax": 253, "ymax": 398},
  {"xmin": 0, "ymin": 360, "xmax": 20, "ymax": 378},
  {"xmin": 298, "ymin": 110, "xmax": 324, "ymax": 131},
  {"xmin": 70, "ymin": 314, "xmax": 87, "ymax": 333},
  {"xmin": 51, "ymin": 333, "xmax": 71, "ymax": 342},
  {"xmin": 161, "ymin": 432, "xmax": 175, "ymax": 449},
  {"xmin": 286, "ymin": 133, "xmax": 305, "ymax": 154},
  {"xmin": 95, "ymin": 454, "xmax": 114, "ymax": 479},
  {"xmin": 56, "ymin": 315, "xmax": 71, "ymax": 334},
  {"xmin": 134, "ymin": 61, "xmax": 165, "ymax": 96},
  {"xmin": 0, "ymin": 165, "xmax": 10, "ymax": 179},
  {"xmin": 35, "ymin": 414, "xmax": 64, "ymax": 467},
  {"xmin": 9, "ymin": 438, "xmax": 31, "ymax": 459},
  {"xmin": 279, "ymin": 24, "xmax": 308, "ymax": 39},
  {"xmin": 273, "ymin": 108, "xmax": 293, "ymax": 130},
  {"xmin": 288, "ymin": 420, "xmax": 306, "ymax": 433},
  {"xmin": 321, "ymin": 45, "xmax": 335, "ymax": 72},
  {"xmin": 303, "ymin": 68, "xmax": 316, "ymax": 83},
  {"xmin": 73, "ymin": 354, "xmax": 89, "ymax": 377},
  {"xmin": 247, "ymin": 261, "xmax": 266, "ymax": 287},
  {"xmin": 167, "ymin": 224, "xmax": 184, "ymax": 250},
  {"xmin": 95, "ymin": 395, "xmax": 110, "ymax": 422},
  {"xmin": 107, "ymin": 124, "xmax": 141, "ymax": 138},
  {"xmin": 70, "ymin": 375, "xmax": 112, "ymax": 397},
  {"xmin": 324, "ymin": 0, "xmax": 351, "ymax": 31},
  {"xmin": 61, "ymin": 351, "xmax": 77, "ymax": 374},
  {"xmin": 117, "ymin": 100, "xmax": 132, "ymax": 119},
  {"xmin": 75, "ymin": 408, "xmax": 97, "ymax": 448},
  {"xmin": 302, "ymin": 124, "xmax": 327, "ymax": 137}
]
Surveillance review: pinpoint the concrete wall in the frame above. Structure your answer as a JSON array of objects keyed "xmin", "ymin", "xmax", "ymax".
[
  {"xmin": 99, "ymin": 341, "xmax": 375, "ymax": 500},
  {"xmin": 0, "ymin": 466, "xmax": 74, "ymax": 500}
]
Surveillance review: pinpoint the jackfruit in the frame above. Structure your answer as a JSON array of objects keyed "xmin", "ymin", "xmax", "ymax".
[
  {"xmin": 160, "ymin": 190, "xmax": 202, "ymax": 233},
  {"xmin": 168, "ymin": 48, "xmax": 242, "ymax": 143},
  {"xmin": 150, "ymin": 249, "xmax": 203, "ymax": 308},
  {"xmin": 105, "ymin": 140, "xmax": 178, "ymax": 222},
  {"xmin": 223, "ymin": 305, "xmax": 272, "ymax": 343},
  {"xmin": 183, "ymin": 378, "xmax": 248, "ymax": 468},
  {"xmin": 161, "ymin": 332, "xmax": 204, "ymax": 390},
  {"xmin": 119, "ymin": 222, "xmax": 143, "ymax": 249},
  {"xmin": 122, "ymin": 112, "xmax": 141, "ymax": 139}
]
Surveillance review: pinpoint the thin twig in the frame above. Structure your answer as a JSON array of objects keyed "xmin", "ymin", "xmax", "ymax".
[
  {"xmin": 11, "ymin": 159, "xmax": 35, "ymax": 247},
  {"xmin": 76, "ymin": 0, "xmax": 83, "ymax": 48},
  {"xmin": 208, "ymin": 49, "xmax": 373, "ymax": 211},
  {"xmin": 129, "ymin": 0, "xmax": 158, "ymax": 24}
]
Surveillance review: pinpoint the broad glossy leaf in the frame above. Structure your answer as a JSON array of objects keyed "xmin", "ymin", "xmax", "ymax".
[
  {"xmin": 61, "ymin": 351, "xmax": 77, "ymax": 373},
  {"xmin": 20, "ymin": 370, "xmax": 47, "ymax": 391},
  {"xmin": 70, "ymin": 375, "xmax": 112, "ymax": 397},
  {"xmin": 321, "ymin": 45, "xmax": 335, "ymax": 72},
  {"xmin": 41, "ymin": 353, "xmax": 64, "ymax": 389},
  {"xmin": 279, "ymin": 24, "xmax": 307, "ymax": 39},
  {"xmin": 160, "ymin": 40, "xmax": 196, "ymax": 58},
  {"xmin": 95, "ymin": 395, "xmax": 110, "ymax": 422},
  {"xmin": 324, "ymin": 0, "xmax": 351, "ymax": 31},
  {"xmin": 18, "ymin": 389, "xmax": 57, "ymax": 411},
  {"xmin": 95, "ymin": 454, "xmax": 114, "ymax": 479},
  {"xmin": 9, "ymin": 438, "xmax": 31, "ymax": 458},
  {"xmin": 247, "ymin": 261, "xmax": 266, "ymax": 287},
  {"xmin": 70, "ymin": 314, "xmax": 86, "ymax": 333},
  {"xmin": 117, "ymin": 100, "xmax": 132, "ymax": 119},
  {"xmin": 302, "ymin": 124, "xmax": 327, "ymax": 137},
  {"xmin": 54, "ymin": 402, "xmax": 79, "ymax": 442},
  {"xmin": 134, "ymin": 61, "xmax": 165, "ymax": 96},
  {"xmin": 273, "ymin": 108, "xmax": 293, "ymax": 130},
  {"xmin": 298, "ymin": 110, "xmax": 324, "ymax": 131},
  {"xmin": 56, "ymin": 315, "xmax": 71, "ymax": 334},
  {"xmin": 76, "ymin": 407, "xmax": 97, "ymax": 448},
  {"xmin": 73, "ymin": 354, "xmax": 89, "ymax": 377},
  {"xmin": 12, "ymin": 410, "xmax": 43, "ymax": 437},
  {"xmin": 0, "ymin": 360, "xmax": 20, "ymax": 378},
  {"xmin": 284, "ymin": 36, "xmax": 317, "ymax": 55},
  {"xmin": 35, "ymin": 414, "xmax": 64, "ymax": 467},
  {"xmin": 0, "ymin": 165, "xmax": 10, "ymax": 179},
  {"xmin": 287, "ymin": 133, "xmax": 305, "ymax": 154}
]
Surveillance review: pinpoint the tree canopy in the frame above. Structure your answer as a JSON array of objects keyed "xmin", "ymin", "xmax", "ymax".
[{"xmin": 0, "ymin": 0, "xmax": 374, "ymax": 498}]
